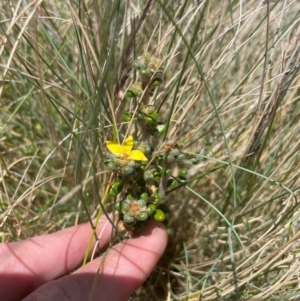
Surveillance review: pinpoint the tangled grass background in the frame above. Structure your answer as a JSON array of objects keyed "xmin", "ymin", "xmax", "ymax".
[{"xmin": 1, "ymin": 1, "xmax": 300, "ymax": 300}]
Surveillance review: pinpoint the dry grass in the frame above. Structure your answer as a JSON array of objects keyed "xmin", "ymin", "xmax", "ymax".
[{"xmin": 1, "ymin": 0, "xmax": 300, "ymax": 300}]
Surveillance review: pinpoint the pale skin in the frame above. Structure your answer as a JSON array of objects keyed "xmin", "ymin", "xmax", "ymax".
[{"xmin": 0, "ymin": 217, "xmax": 168, "ymax": 301}]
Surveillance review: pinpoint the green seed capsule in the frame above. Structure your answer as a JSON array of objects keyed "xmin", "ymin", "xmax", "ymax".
[
  {"xmin": 153, "ymin": 209, "xmax": 165, "ymax": 222},
  {"xmin": 122, "ymin": 166, "xmax": 134, "ymax": 175},
  {"xmin": 143, "ymin": 116, "xmax": 156, "ymax": 126},
  {"xmin": 124, "ymin": 214, "xmax": 135, "ymax": 224},
  {"xmin": 165, "ymin": 154, "xmax": 175, "ymax": 163},
  {"xmin": 179, "ymin": 169, "xmax": 188, "ymax": 177},
  {"xmin": 158, "ymin": 167, "xmax": 166, "ymax": 176},
  {"xmin": 126, "ymin": 83, "xmax": 142, "ymax": 98},
  {"xmin": 128, "ymin": 160, "xmax": 136, "ymax": 167},
  {"xmin": 149, "ymin": 111, "xmax": 158, "ymax": 121},
  {"xmin": 151, "ymin": 70, "xmax": 164, "ymax": 86},
  {"xmin": 165, "ymin": 169, "xmax": 172, "ymax": 176},
  {"xmin": 169, "ymin": 148, "xmax": 180, "ymax": 157},
  {"xmin": 177, "ymin": 153, "xmax": 186, "ymax": 161},
  {"xmin": 143, "ymin": 111, "xmax": 158, "ymax": 126},
  {"xmin": 105, "ymin": 160, "xmax": 117, "ymax": 171},
  {"xmin": 178, "ymin": 176, "xmax": 187, "ymax": 183},
  {"xmin": 108, "ymin": 182, "xmax": 123, "ymax": 197},
  {"xmin": 137, "ymin": 211, "xmax": 148, "ymax": 221},
  {"xmin": 139, "ymin": 69, "xmax": 152, "ymax": 77},
  {"xmin": 154, "ymin": 192, "xmax": 161, "ymax": 203},
  {"xmin": 122, "ymin": 112, "xmax": 132, "ymax": 122},
  {"xmin": 144, "ymin": 170, "xmax": 154, "ymax": 180},
  {"xmin": 167, "ymin": 178, "xmax": 178, "ymax": 189},
  {"xmin": 153, "ymin": 170, "xmax": 161, "ymax": 181},
  {"xmin": 114, "ymin": 201, "xmax": 123, "ymax": 212},
  {"xmin": 182, "ymin": 159, "xmax": 193, "ymax": 168},
  {"xmin": 126, "ymin": 91, "xmax": 137, "ymax": 98},
  {"xmin": 191, "ymin": 157, "xmax": 200, "ymax": 164},
  {"xmin": 137, "ymin": 112, "xmax": 144, "ymax": 120},
  {"xmin": 157, "ymin": 155, "xmax": 163, "ymax": 162},
  {"xmin": 126, "ymin": 194, "xmax": 134, "ymax": 200},
  {"xmin": 158, "ymin": 167, "xmax": 172, "ymax": 176},
  {"xmin": 151, "ymin": 79, "xmax": 162, "ymax": 87},
  {"xmin": 147, "ymin": 204, "xmax": 157, "ymax": 215},
  {"xmin": 140, "ymin": 193, "xmax": 148, "ymax": 202},
  {"xmin": 137, "ymin": 199, "xmax": 147, "ymax": 208},
  {"xmin": 140, "ymin": 161, "xmax": 148, "ymax": 170},
  {"xmin": 156, "ymin": 122, "xmax": 167, "ymax": 134}
]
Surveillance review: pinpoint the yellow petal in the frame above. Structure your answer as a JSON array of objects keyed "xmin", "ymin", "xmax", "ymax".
[
  {"xmin": 122, "ymin": 135, "xmax": 134, "ymax": 154},
  {"xmin": 106, "ymin": 141, "xmax": 124, "ymax": 157},
  {"xmin": 129, "ymin": 150, "xmax": 148, "ymax": 161}
]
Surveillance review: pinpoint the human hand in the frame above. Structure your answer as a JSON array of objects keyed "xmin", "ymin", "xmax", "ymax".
[{"xmin": 0, "ymin": 217, "xmax": 168, "ymax": 301}]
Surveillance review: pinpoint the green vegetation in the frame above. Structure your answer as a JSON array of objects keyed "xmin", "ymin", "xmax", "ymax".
[{"xmin": 1, "ymin": 0, "xmax": 300, "ymax": 299}]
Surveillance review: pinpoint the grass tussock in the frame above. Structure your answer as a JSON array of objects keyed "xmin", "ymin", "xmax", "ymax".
[{"xmin": 1, "ymin": 0, "xmax": 300, "ymax": 300}]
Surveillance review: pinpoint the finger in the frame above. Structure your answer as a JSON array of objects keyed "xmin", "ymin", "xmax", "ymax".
[
  {"xmin": 0, "ymin": 215, "xmax": 113, "ymax": 301},
  {"xmin": 24, "ymin": 221, "xmax": 168, "ymax": 301}
]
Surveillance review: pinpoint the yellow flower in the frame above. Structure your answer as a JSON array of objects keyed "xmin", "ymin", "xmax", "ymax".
[{"xmin": 106, "ymin": 135, "xmax": 148, "ymax": 161}]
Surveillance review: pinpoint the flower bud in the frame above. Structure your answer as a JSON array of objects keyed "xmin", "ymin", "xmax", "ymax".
[
  {"xmin": 128, "ymin": 160, "xmax": 137, "ymax": 167},
  {"xmin": 124, "ymin": 214, "xmax": 135, "ymax": 224},
  {"xmin": 122, "ymin": 166, "xmax": 134, "ymax": 175},
  {"xmin": 177, "ymin": 153, "xmax": 186, "ymax": 161},
  {"xmin": 137, "ymin": 199, "xmax": 147, "ymax": 208},
  {"xmin": 137, "ymin": 211, "xmax": 148, "ymax": 221},
  {"xmin": 105, "ymin": 160, "xmax": 117, "ymax": 171},
  {"xmin": 182, "ymin": 159, "xmax": 193, "ymax": 168},
  {"xmin": 169, "ymin": 148, "xmax": 180, "ymax": 157},
  {"xmin": 165, "ymin": 154, "xmax": 175, "ymax": 163}
]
